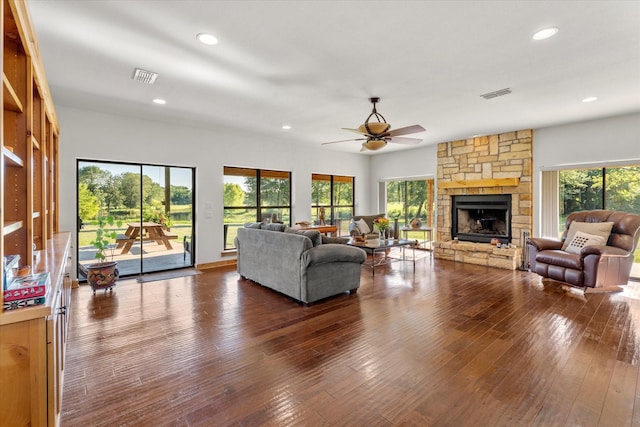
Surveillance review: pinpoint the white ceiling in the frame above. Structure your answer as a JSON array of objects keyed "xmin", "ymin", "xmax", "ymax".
[{"xmin": 27, "ymin": 0, "xmax": 640, "ymax": 154}]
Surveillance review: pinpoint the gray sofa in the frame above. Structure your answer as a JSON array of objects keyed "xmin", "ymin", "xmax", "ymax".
[
  {"xmin": 235, "ymin": 224, "xmax": 367, "ymax": 303},
  {"xmin": 349, "ymin": 213, "xmax": 385, "ymax": 239}
]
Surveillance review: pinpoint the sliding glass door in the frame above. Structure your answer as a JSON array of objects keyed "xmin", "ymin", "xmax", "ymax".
[{"xmin": 77, "ymin": 160, "xmax": 194, "ymax": 279}]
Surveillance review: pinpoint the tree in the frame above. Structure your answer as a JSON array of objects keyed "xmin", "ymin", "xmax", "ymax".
[
  {"xmin": 78, "ymin": 183, "xmax": 100, "ymax": 221},
  {"xmin": 604, "ymin": 166, "xmax": 640, "ymax": 212},
  {"xmin": 78, "ymin": 165, "xmax": 112, "ymax": 194},
  {"xmin": 102, "ymin": 175, "xmax": 124, "ymax": 214},
  {"xmin": 224, "ymin": 183, "xmax": 244, "ymax": 206},
  {"xmin": 119, "ymin": 172, "xmax": 142, "ymax": 208},
  {"xmin": 143, "ymin": 176, "xmax": 164, "ymax": 206},
  {"xmin": 171, "ymin": 185, "xmax": 192, "ymax": 205},
  {"xmin": 312, "ymin": 179, "xmax": 330, "ymax": 205}
]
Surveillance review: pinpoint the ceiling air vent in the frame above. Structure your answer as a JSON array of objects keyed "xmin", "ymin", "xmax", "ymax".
[
  {"xmin": 480, "ymin": 88, "xmax": 512, "ymax": 100},
  {"xmin": 132, "ymin": 68, "xmax": 158, "ymax": 84}
]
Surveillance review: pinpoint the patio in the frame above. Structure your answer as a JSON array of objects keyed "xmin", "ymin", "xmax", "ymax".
[{"xmin": 78, "ymin": 238, "xmax": 192, "ymax": 278}]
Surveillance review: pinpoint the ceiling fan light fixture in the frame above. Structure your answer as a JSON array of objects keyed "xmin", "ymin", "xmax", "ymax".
[
  {"xmin": 363, "ymin": 138, "xmax": 387, "ymax": 151},
  {"xmin": 359, "ymin": 122, "xmax": 390, "ymax": 135}
]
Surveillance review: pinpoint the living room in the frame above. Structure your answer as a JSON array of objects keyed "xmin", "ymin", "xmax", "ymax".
[{"xmin": 2, "ymin": 1, "xmax": 640, "ymax": 425}]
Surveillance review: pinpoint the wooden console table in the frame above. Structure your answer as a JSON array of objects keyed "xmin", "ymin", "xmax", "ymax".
[{"xmin": 298, "ymin": 224, "xmax": 338, "ymax": 236}]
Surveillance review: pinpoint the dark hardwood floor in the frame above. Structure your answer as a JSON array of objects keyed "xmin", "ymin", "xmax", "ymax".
[{"xmin": 61, "ymin": 254, "xmax": 640, "ymax": 426}]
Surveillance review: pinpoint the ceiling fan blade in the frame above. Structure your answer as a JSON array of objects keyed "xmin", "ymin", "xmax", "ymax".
[
  {"xmin": 321, "ymin": 138, "xmax": 366, "ymax": 145},
  {"xmin": 342, "ymin": 127, "xmax": 374, "ymax": 137},
  {"xmin": 387, "ymin": 124, "xmax": 426, "ymax": 137},
  {"xmin": 389, "ymin": 136, "xmax": 422, "ymax": 145}
]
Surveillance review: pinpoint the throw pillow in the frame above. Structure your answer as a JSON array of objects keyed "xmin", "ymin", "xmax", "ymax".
[
  {"xmin": 244, "ymin": 222, "xmax": 263, "ymax": 229},
  {"xmin": 561, "ymin": 221, "xmax": 614, "ymax": 250},
  {"xmin": 355, "ymin": 218, "xmax": 371, "ymax": 234},
  {"xmin": 321, "ymin": 235, "xmax": 349, "ymax": 245},
  {"xmin": 284, "ymin": 228, "xmax": 323, "ymax": 247},
  {"xmin": 262, "ymin": 223, "xmax": 286, "ymax": 232},
  {"xmin": 565, "ymin": 230, "xmax": 607, "ymax": 254}
]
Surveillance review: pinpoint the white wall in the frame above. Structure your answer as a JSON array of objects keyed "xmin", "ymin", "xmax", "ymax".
[
  {"xmin": 369, "ymin": 144, "xmax": 438, "ymax": 211},
  {"xmin": 533, "ymin": 112, "xmax": 640, "ymax": 234},
  {"xmin": 57, "ymin": 106, "xmax": 370, "ymax": 268}
]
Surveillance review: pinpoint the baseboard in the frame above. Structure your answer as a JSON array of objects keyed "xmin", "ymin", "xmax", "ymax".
[{"xmin": 196, "ymin": 259, "xmax": 237, "ymax": 270}]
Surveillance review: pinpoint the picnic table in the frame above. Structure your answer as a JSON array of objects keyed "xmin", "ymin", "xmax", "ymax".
[{"xmin": 115, "ymin": 222, "xmax": 178, "ymax": 254}]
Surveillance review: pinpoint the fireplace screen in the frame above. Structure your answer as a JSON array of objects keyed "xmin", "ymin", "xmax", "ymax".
[{"xmin": 451, "ymin": 194, "xmax": 512, "ymax": 244}]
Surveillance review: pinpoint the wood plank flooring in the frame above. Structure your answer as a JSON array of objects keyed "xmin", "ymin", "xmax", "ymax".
[{"xmin": 61, "ymin": 254, "xmax": 640, "ymax": 426}]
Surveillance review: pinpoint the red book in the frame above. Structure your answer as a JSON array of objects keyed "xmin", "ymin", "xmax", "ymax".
[{"xmin": 3, "ymin": 272, "xmax": 50, "ymax": 302}]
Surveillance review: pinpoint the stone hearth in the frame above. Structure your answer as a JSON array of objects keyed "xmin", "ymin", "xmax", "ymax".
[{"xmin": 434, "ymin": 130, "xmax": 533, "ymax": 270}]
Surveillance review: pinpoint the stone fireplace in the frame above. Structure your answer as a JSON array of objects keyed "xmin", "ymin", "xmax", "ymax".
[
  {"xmin": 434, "ymin": 130, "xmax": 533, "ymax": 270},
  {"xmin": 452, "ymin": 194, "xmax": 512, "ymax": 244}
]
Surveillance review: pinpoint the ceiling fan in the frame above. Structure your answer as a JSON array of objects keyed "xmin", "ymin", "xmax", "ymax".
[{"xmin": 322, "ymin": 97, "xmax": 425, "ymax": 152}]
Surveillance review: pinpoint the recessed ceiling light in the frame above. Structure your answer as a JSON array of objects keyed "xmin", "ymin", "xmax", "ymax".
[
  {"xmin": 282, "ymin": 125, "xmax": 291, "ymax": 130},
  {"xmin": 532, "ymin": 27, "xmax": 559, "ymax": 40},
  {"xmin": 582, "ymin": 97, "xmax": 598, "ymax": 103},
  {"xmin": 152, "ymin": 98, "xmax": 166, "ymax": 105},
  {"xmin": 197, "ymin": 33, "xmax": 218, "ymax": 45}
]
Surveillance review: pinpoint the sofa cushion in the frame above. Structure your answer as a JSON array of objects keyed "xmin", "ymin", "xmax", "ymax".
[
  {"xmin": 536, "ymin": 250, "xmax": 583, "ymax": 270},
  {"xmin": 262, "ymin": 223, "xmax": 286, "ymax": 232},
  {"xmin": 321, "ymin": 235, "xmax": 349, "ymax": 245},
  {"xmin": 354, "ymin": 218, "xmax": 371, "ymax": 234},
  {"xmin": 565, "ymin": 231, "xmax": 607, "ymax": 254},
  {"xmin": 352, "ymin": 214, "xmax": 384, "ymax": 231},
  {"xmin": 244, "ymin": 222, "xmax": 263, "ymax": 229},
  {"xmin": 561, "ymin": 221, "xmax": 613, "ymax": 250},
  {"xmin": 285, "ymin": 228, "xmax": 322, "ymax": 247}
]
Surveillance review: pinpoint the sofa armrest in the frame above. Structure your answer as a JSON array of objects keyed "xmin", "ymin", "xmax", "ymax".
[
  {"xmin": 582, "ymin": 245, "xmax": 630, "ymax": 258},
  {"xmin": 527, "ymin": 237, "xmax": 563, "ymax": 251},
  {"xmin": 302, "ymin": 244, "xmax": 366, "ymax": 267}
]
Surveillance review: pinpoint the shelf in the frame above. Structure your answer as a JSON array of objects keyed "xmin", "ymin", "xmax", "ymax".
[
  {"xmin": 438, "ymin": 178, "xmax": 520, "ymax": 189},
  {"xmin": 2, "ymin": 146, "xmax": 24, "ymax": 167},
  {"xmin": 2, "ymin": 73, "xmax": 24, "ymax": 113},
  {"xmin": 3, "ymin": 220, "xmax": 24, "ymax": 236}
]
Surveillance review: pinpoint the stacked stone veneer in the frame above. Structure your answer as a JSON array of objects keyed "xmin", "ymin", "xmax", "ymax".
[{"xmin": 434, "ymin": 130, "xmax": 533, "ymax": 270}]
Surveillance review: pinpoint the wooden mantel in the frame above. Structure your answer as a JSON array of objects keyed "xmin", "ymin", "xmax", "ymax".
[{"xmin": 438, "ymin": 177, "xmax": 520, "ymax": 189}]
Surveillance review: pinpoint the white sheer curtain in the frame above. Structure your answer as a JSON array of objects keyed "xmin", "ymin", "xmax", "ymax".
[{"xmin": 540, "ymin": 170, "xmax": 559, "ymax": 238}]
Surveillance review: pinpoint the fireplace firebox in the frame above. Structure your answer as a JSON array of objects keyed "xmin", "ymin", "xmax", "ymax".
[{"xmin": 451, "ymin": 194, "xmax": 512, "ymax": 244}]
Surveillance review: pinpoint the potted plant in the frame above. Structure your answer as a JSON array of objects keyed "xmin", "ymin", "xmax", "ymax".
[{"xmin": 86, "ymin": 215, "xmax": 122, "ymax": 293}]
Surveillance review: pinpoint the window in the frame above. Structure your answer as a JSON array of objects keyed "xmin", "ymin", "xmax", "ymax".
[
  {"xmin": 560, "ymin": 166, "xmax": 640, "ymax": 221},
  {"xmin": 311, "ymin": 174, "xmax": 354, "ymax": 236},
  {"xmin": 223, "ymin": 167, "xmax": 291, "ymax": 249},
  {"xmin": 386, "ymin": 179, "xmax": 434, "ymax": 227}
]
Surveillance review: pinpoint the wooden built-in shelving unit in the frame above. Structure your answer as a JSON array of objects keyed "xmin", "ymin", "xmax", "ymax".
[{"xmin": 1, "ymin": 0, "xmax": 69, "ymax": 425}]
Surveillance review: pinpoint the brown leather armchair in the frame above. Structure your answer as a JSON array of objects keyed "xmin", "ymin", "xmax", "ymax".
[{"xmin": 527, "ymin": 210, "xmax": 640, "ymax": 288}]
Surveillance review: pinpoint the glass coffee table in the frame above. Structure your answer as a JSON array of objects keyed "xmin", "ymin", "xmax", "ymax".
[{"xmin": 347, "ymin": 238, "xmax": 417, "ymax": 275}]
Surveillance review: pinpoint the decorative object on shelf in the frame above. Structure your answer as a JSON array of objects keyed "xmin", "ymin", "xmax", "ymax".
[
  {"xmin": 3, "ymin": 271, "xmax": 51, "ymax": 310},
  {"xmin": 87, "ymin": 215, "xmax": 122, "ymax": 293},
  {"xmin": 393, "ymin": 218, "xmax": 399, "ymax": 241},
  {"xmin": 410, "ymin": 217, "xmax": 422, "ymax": 229},
  {"xmin": 490, "ymin": 238, "xmax": 500, "ymax": 245}
]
